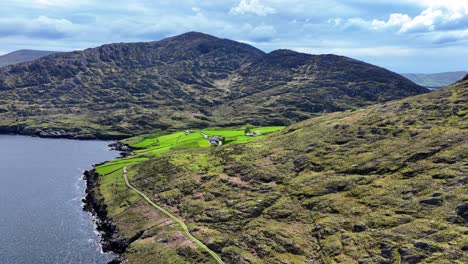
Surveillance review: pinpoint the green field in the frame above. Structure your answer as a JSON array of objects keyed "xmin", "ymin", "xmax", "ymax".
[
  {"xmin": 124, "ymin": 126, "xmax": 284, "ymax": 151},
  {"xmin": 95, "ymin": 126, "xmax": 284, "ymax": 199},
  {"xmin": 96, "ymin": 126, "xmax": 284, "ymax": 175}
]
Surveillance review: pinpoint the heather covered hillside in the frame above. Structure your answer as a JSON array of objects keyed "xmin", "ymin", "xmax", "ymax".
[
  {"xmin": 94, "ymin": 76, "xmax": 467, "ymax": 263},
  {"xmin": 0, "ymin": 32, "xmax": 427, "ymax": 139},
  {"xmin": 2, "ymin": 0, "xmax": 467, "ymax": 263}
]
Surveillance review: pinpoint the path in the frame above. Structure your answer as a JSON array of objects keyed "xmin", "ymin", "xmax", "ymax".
[{"xmin": 122, "ymin": 167, "xmax": 224, "ymax": 264}]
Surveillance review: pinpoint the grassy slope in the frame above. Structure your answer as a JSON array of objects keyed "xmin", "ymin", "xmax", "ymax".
[
  {"xmin": 94, "ymin": 127, "xmax": 285, "ymax": 263},
  {"xmin": 96, "ymin": 79, "xmax": 467, "ymax": 263}
]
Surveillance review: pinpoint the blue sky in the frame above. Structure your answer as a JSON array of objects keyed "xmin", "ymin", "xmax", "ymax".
[{"xmin": 1, "ymin": 0, "xmax": 467, "ymax": 73}]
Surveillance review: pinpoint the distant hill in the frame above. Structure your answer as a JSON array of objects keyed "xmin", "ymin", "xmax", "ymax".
[
  {"xmin": 0, "ymin": 50, "xmax": 59, "ymax": 68},
  {"xmin": 0, "ymin": 32, "xmax": 428, "ymax": 139},
  {"xmin": 402, "ymin": 71, "xmax": 467, "ymax": 89}
]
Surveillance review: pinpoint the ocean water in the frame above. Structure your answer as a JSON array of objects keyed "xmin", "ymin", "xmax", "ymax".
[{"xmin": 0, "ymin": 135, "xmax": 119, "ymax": 264}]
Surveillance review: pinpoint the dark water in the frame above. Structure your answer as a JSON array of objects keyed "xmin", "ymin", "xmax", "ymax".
[{"xmin": 0, "ymin": 135, "xmax": 119, "ymax": 264}]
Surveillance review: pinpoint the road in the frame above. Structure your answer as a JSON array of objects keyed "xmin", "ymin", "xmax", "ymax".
[{"xmin": 123, "ymin": 167, "xmax": 224, "ymax": 264}]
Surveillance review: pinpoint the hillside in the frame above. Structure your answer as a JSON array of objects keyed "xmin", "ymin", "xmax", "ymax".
[
  {"xmin": 402, "ymin": 71, "xmax": 467, "ymax": 90},
  {"xmin": 0, "ymin": 49, "xmax": 59, "ymax": 68},
  {"xmin": 0, "ymin": 32, "xmax": 427, "ymax": 139},
  {"xmin": 94, "ymin": 75, "xmax": 467, "ymax": 263}
]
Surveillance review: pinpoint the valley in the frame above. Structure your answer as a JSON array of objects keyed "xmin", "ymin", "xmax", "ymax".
[{"xmin": 402, "ymin": 72, "xmax": 468, "ymax": 90}]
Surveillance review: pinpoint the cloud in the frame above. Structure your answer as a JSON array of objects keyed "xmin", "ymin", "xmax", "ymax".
[
  {"xmin": 34, "ymin": 0, "xmax": 72, "ymax": 5},
  {"xmin": 234, "ymin": 23, "xmax": 277, "ymax": 42},
  {"xmin": 0, "ymin": 0, "xmax": 467, "ymax": 72},
  {"xmin": 338, "ymin": 14, "xmax": 411, "ymax": 31},
  {"xmin": 432, "ymin": 29, "xmax": 468, "ymax": 44},
  {"xmin": 230, "ymin": 0, "xmax": 276, "ymax": 16},
  {"xmin": 336, "ymin": 1, "xmax": 468, "ymax": 34},
  {"xmin": 373, "ymin": 14, "xmax": 412, "ymax": 30},
  {"xmin": 400, "ymin": 2, "xmax": 468, "ymax": 33},
  {"xmin": 109, "ymin": 10, "xmax": 277, "ymax": 43},
  {"xmin": 31, "ymin": 0, "xmax": 91, "ymax": 8},
  {"xmin": 0, "ymin": 16, "xmax": 76, "ymax": 39}
]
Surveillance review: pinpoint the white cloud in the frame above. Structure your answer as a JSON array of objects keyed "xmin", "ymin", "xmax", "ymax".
[
  {"xmin": 242, "ymin": 23, "xmax": 278, "ymax": 41},
  {"xmin": 34, "ymin": 0, "xmax": 67, "ymax": 5},
  {"xmin": 336, "ymin": 1, "xmax": 468, "ymax": 35},
  {"xmin": 374, "ymin": 14, "xmax": 412, "ymax": 30},
  {"xmin": 0, "ymin": 16, "xmax": 76, "ymax": 39},
  {"xmin": 35, "ymin": 15, "xmax": 74, "ymax": 30},
  {"xmin": 221, "ymin": 23, "xmax": 278, "ymax": 42},
  {"xmin": 432, "ymin": 28, "xmax": 468, "ymax": 44},
  {"xmin": 338, "ymin": 14, "xmax": 411, "ymax": 31},
  {"xmin": 230, "ymin": 0, "xmax": 276, "ymax": 16},
  {"xmin": 399, "ymin": 2, "xmax": 468, "ymax": 33},
  {"xmin": 109, "ymin": 10, "xmax": 277, "ymax": 43},
  {"xmin": 32, "ymin": 0, "xmax": 88, "ymax": 7},
  {"xmin": 0, "ymin": 0, "xmax": 467, "ymax": 72}
]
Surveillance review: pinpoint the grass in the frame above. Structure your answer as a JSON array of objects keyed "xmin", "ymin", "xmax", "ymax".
[
  {"xmin": 99, "ymin": 169, "xmax": 141, "ymax": 216},
  {"xmin": 123, "ymin": 168, "xmax": 224, "ymax": 264},
  {"xmin": 123, "ymin": 127, "xmax": 285, "ymax": 156},
  {"xmin": 96, "ymin": 126, "xmax": 284, "ymax": 187},
  {"xmin": 92, "ymin": 80, "xmax": 468, "ymax": 264},
  {"xmin": 98, "ymin": 82, "xmax": 468, "ymax": 263},
  {"xmin": 96, "ymin": 157, "xmax": 149, "ymax": 175},
  {"xmin": 95, "ymin": 127, "xmax": 285, "ymax": 175},
  {"xmin": 93, "ymin": 126, "xmax": 285, "ymax": 263}
]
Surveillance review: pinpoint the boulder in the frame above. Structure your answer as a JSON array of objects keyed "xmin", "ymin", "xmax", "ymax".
[
  {"xmin": 412, "ymin": 240, "xmax": 442, "ymax": 253},
  {"xmin": 419, "ymin": 197, "xmax": 443, "ymax": 206},
  {"xmin": 353, "ymin": 224, "xmax": 367, "ymax": 232},
  {"xmin": 398, "ymin": 247, "xmax": 426, "ymax": 264},
  {"xmin": 455, "ymin": 203, "xmax": 468, "ymax": 221}
]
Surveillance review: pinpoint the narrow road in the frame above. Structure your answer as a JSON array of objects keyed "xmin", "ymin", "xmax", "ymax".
[{"xmin": 123, "ymin": 167, "xmax": 224, "ymax": 264}]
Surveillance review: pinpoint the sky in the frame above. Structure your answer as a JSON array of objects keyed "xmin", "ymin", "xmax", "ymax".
[{"xmin": 1, "ymin": 0, "xmax": 467, "ymax": 73}]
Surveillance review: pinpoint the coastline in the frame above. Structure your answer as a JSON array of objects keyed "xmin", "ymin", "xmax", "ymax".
[
  {"xmin": 82, "ymin": 142, "xmax": 136, "ymax": 264},
  {"xmin": 0, "ymin": 125, "xmax": 129, "ymax": 140}
]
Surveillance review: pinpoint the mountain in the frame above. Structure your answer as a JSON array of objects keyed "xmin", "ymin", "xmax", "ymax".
[
  {"xmin": 402, "ymin": 71, "xmax": 467, "ymax": 90},
  {"xmin": 0, "ymin": 32, "xmax": 428, "ymax": 139},
  {"xmin": 0, "ymin": 49, "xmax": 59, "ymax": 68},
  {"xmin": 107, "ymin": 75, "xmax": 467, "ymax": 263}
]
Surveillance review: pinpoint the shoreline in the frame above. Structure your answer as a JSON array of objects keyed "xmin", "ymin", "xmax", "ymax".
[
  {"xmin": 82, "ymin": 142, "xmax": 136, "ymax": 264},
  {"xmin": 0, "ymin": 126, "xmax": 129, "ymax": 140}
]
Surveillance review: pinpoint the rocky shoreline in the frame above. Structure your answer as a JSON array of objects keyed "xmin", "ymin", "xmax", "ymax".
[
  {"xmin": 82, "ymin": 142, "xmax": 138, "ymax": 264},
  {"xmin": 108, "ymin": 142, "xmax": 135, "ymax": 157}
]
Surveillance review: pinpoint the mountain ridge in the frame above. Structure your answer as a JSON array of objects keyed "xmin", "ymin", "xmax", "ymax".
[{"xmin": 0, "ymin": 32, "xmax": 428, "ymax": 139}]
